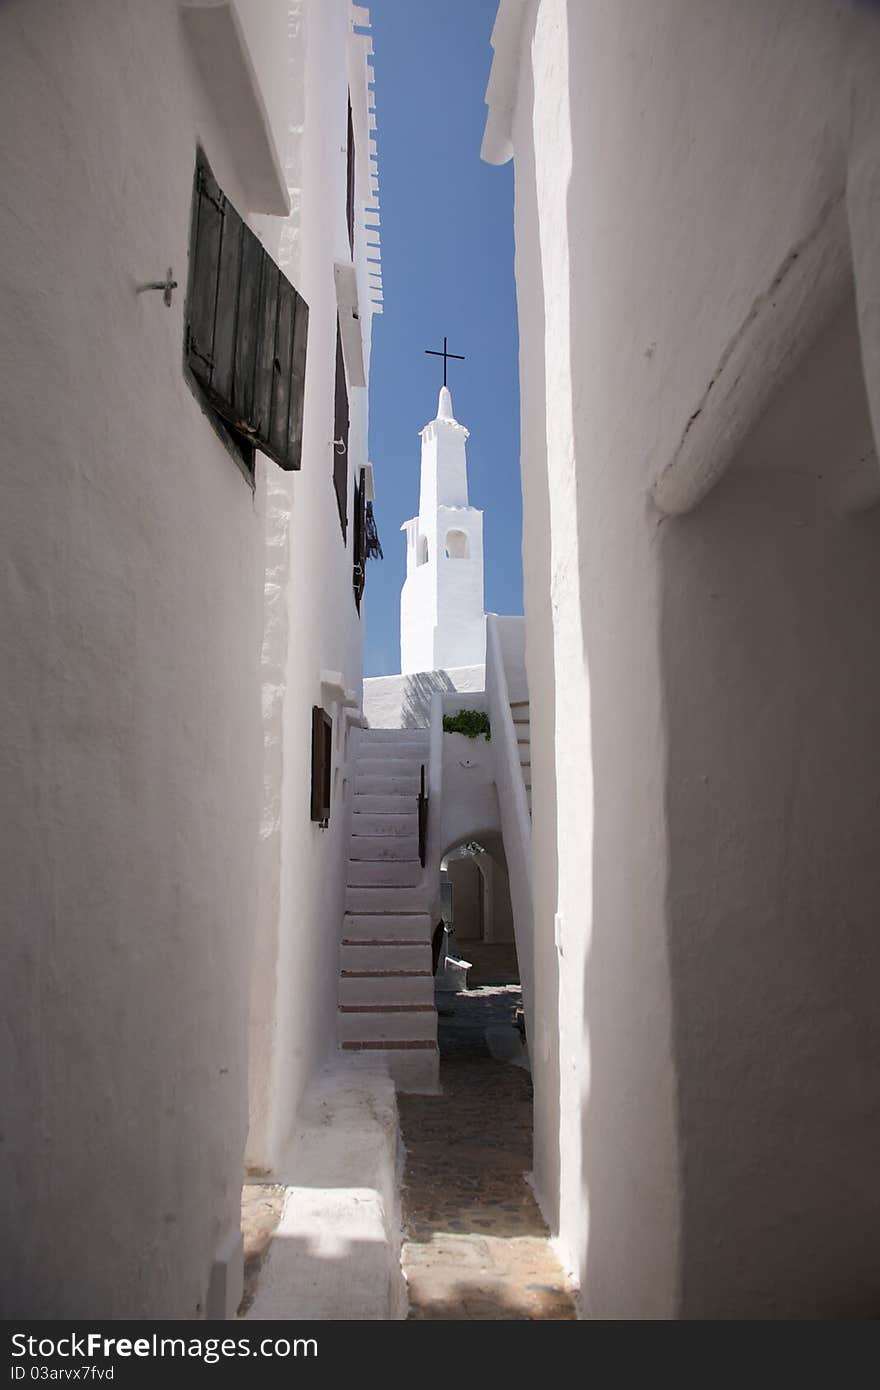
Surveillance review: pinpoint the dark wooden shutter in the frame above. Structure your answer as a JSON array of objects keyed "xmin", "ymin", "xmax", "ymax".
[
  {"xmin": 333, "ymin": 321, "xmax": 349, "ymax": 537},
  {"xmin": 310, "ymin": 706, "xmax": 332, "ymax": 824},
  {"xmin": 346, "ymin": 97, "xmax": 356, "ymax": 256},
  {"xmin": 185, "ymin": 150, "xmax": 309, "ymax": 471},
  {"xmin": 353, "ymin": 467, "xmax": 367, "ymax": 612}
]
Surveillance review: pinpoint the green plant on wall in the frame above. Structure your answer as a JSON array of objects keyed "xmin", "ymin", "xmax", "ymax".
[{"xmin": 442, "ymin": 709, "xmax": 491, "ymax": 741}]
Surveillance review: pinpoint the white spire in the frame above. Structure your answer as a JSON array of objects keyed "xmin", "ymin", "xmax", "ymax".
[{"xmin": 400, "ymin": 383, "xmax": 486, "ymax": 675}]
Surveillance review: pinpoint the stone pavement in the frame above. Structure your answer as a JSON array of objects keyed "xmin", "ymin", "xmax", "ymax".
[{"xmin": 398, "ymin": 983, "xmax": 578, "ymax": 1320}]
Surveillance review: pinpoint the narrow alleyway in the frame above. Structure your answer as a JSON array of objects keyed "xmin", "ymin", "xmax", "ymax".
[{"xmin": 398, "ymin": 981, "xmax": 577, "ymax": 1320}]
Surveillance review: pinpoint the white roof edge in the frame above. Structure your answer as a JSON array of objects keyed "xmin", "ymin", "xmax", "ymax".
[
  {"xmin": 347, "ymin": 7, "xmax": 384, "ymax": 298},
  {"xmin": 180, "ymin": 0, "xmax": 291, "ymax": 214},
  {"xmin": 480, "ymin": 0, "xmax": 528, "ymax": 166}
]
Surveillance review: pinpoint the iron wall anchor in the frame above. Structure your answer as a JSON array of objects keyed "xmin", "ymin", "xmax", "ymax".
[{"xmin": 137, "ymin": 269, "xmax": 177, "ymax": 307}]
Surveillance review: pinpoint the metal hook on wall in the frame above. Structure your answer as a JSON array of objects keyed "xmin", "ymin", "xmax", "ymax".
[{"xmin": 136, "ymin": 269, "xmax": 178, "ymax": 307}]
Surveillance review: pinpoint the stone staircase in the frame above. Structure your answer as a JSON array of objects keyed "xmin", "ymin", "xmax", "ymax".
[
  {"xmin": 338, "ymin": 727, "xmax": 439, "ymax": 1092},
  {"xmin": 511, "ymin": 699, "xmax": 532, "ymax": 815}
]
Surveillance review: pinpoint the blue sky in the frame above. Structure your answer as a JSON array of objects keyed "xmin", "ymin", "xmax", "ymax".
[{"xmin": 364, "ymin": 0, "xmax": 521, "ymax": 677}]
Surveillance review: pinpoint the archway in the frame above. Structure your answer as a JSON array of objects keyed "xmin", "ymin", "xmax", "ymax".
[
  {"xmin": 444, "ymin": 528, "xmax": 469, "ymax": 559},
  {"xmin": 440, "ymin": 838, "xmax": 518, "ymax": 987}
]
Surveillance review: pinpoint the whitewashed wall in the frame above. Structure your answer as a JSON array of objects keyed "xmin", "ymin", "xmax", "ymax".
[
  {"xmin": 492, "ymin": 0, "xmax": 880, "ymax": 1319},
  {"xmin": 0, "ymin": 0, "xmax": 287, "ymax": 1318},
  {"xmin": 246, "ymin": 0, "xmax": 378, "ymax": 1173},
  {"xmin": 0, "ymin": 0, "xmax": 377, "ymax": 1319},
  {"xmin": 364, "ymin": 663, "xmax": 485, "ymax": 728}
]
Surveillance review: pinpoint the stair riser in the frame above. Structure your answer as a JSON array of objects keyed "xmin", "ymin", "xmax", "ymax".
[
  {"xmin": 342, "ymin": 1046, "xmax": 439, "ymax": 1094},
  {"xmin": 347, "ymin": 860, "xmax": 422, "ymax": 887},
  {"xmin": 355, "ymin": 776, "xmax": 420, "ymax": 796},
  {"xmin": 340, "ymin": 942, "xmax": 432, "ymax": 972},
  {"xmin": 351, "ymin": 813, "xmax": 417, "ymax": 837},
  {"xmin": 339, "ymin": 975, "xmax": 434, "ymax": 1008},
  {"xmin": 346, "ymin": 887, "xmax": 431, "ymax": 914},
  {"xmin": 338, "ymin": 1010, "xmax": 438, "ymax": 1044},
  {"xmin": 343, "ymin": 912, "xmax": 431, "ymax": 941},
  {"xmin": 352, "ymin": 794, "xmax": 416, "ymax": 815},
  {"xmin": 348, "ymin": 835, "xmax": 420, "ymax": 860}
]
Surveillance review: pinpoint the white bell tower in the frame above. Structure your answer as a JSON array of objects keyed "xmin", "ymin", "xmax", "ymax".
[{"xmin": 400, "ymin": 385, "xmax": 486, "ymax": 674}]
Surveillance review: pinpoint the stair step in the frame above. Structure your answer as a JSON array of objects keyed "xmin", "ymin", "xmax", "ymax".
[
  {"xmin": 347, "ymin": 859, "xmax": 422, "ymax": 887},
  {"xmin": 338, "ymin": 1007, "xmax": 437, "ymax": 1045},
  {"xmin": 357, "ymin": 757, "xmax": 422, "ymax": 777},
  {"xmin": 351, "ymin": 812, "xmax": 417, "ymax": 836},
  {"xmin": 341, "ymin": 1044, "xmax": 439, "ymax": 1094},
  {"xmin": 339, "ymin": 973, "xmax": 435, "ymax": 1008},
  {"xmin": 352, "ymin": 793, "xmax": 416, "ymax": 814},
  {"xmin": 355, "ymin": 774, "xmax": 420, "ymax": 796},
  {"xmin": 340, "ymin": 941, "xmax": 432, "ymax": 972},
  {"xmin": 343, "ymin": 912, "xmax": 431, "ymax": 941},
  {"xmin": 346, "ymin": 885, "xmax": 431, "ymax": 914},
  {"xmin": 349, "ymin": 834, "xmax": 420, "ymax": 861}
]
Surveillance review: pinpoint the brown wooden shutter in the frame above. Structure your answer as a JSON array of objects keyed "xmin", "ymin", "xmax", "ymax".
[
  {"xmin": 333, "ymin": 321, "xmax": 349, "ymax": 536},
  {"xmin": 353, "ymin": 467, "xmax": 367, "ymax": 611},
  {"xmin": 185, "ymin": 150, "xmax": 309, "ymax": 471},
  {"xmin": 310, "ymin": 706, "xmax": 332, "ymax": 824},
  {"xmin": 185, "ymin": 158, "xmax": 224, "ymax": 394}
]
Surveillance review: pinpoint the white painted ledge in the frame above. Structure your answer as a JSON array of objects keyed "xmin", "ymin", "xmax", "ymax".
[
  {"xmin": 321, "ymin": 670, "xmax": 358, "ymax": 708},
  {"xmin": 480, "ymin": 0, "xmax": 528, "ymax": 166},
  {"xmin": 242, "ymin": 1063, "xmax": 406, "ymax": 1320},
  {"xmin": 652, "ymin": 194, "xmax": 851, "ymax": 515},
  {"xmin": 335, "ymin": 261, "xmax": 367, "ymax": 388},
  {"xmin": 180, "ymin": 0, "xmax": 290, "ymax": 216}
]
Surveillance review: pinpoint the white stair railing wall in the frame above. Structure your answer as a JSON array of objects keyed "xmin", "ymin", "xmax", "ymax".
[{"xmin": 485, "ymin": 614, "xmax": 535, "ymax": 1045}]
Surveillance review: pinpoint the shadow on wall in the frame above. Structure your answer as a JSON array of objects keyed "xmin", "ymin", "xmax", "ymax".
[
  {"xmin": 401, "ymin": 670, "xmax": 456, "ymax": 728},
  {"xmin": 660, "ymin": 295, "xmax": 880, "ymax": 1319},
  {"xmin": 566, "ymin": 2, "xmax": 880, "ymax": 1322}
]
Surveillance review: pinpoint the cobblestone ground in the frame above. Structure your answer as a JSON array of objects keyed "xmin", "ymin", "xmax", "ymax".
[{"xmin": 398, "ymin": 982, "xmax": 578, "ymax": 1320}]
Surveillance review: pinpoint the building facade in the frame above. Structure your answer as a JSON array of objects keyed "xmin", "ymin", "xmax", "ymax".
[
  {"xmin": 483, "ymin": 0, "xmax": 880, "ymax": 1319},
  {"xmin": 0, "ymin": 0, "xmax": 381, "ymax": 1319}
]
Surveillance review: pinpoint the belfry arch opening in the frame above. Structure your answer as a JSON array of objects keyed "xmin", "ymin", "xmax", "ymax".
[{"xmin": 444, "ymin": 528, "xmax": 469, "ymax": 559}]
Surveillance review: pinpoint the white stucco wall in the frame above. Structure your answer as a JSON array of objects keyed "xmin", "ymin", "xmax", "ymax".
[
  {"xmin": 436, "ymin": 698, "xmax": 501, "ymax": 858},
  {"xmin": 246, "ymin": 0, "xmax": 378, "ymax": 1174},
  {"xmin": 493, "ymin": 0, "xmax": 880, "ymax": 1319},
  {"xmin": 0, "ymin": 0, "xmax": 282, "ymax": 1318},
  {"xmin": 0, "ymin": 0, "xmax": 378, "ymax": 1319},
  {"xmin": 364, "ymin": 664, "xmax": 485, "ymax": 729},
  {"xmin": 484, "ymin": 614, "xmax": 534, "ymax": 1037}
]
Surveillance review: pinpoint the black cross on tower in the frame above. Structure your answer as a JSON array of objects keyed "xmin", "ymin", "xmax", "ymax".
[{"xmin": 424, "ymin": 335, "xmax": 465, "ymax": 388}]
